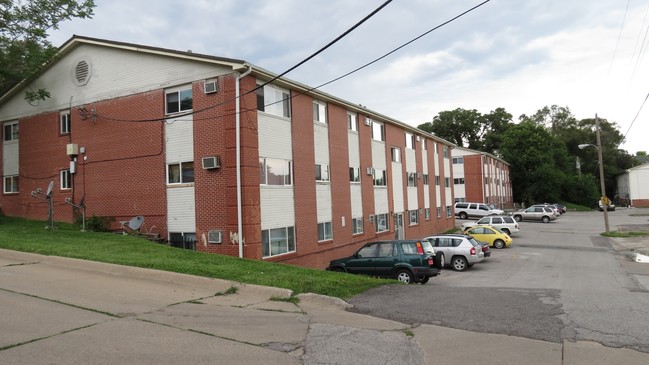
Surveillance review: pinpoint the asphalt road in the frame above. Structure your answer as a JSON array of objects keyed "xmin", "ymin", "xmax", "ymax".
[{"xmin": 347, "ymin": 209, "xmax": 649, "ymax": 352}]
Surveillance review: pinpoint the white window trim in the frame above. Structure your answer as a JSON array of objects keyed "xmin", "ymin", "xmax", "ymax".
[
  {"xmin": 313, "ymin": 100, "xmax": 327, "ymax": 124},
  {"xmin": 165, "ymin": 87, "xmax": 193, "ymax": 115},
  {"xmin": 3, "ymin": 121, "xmax": 18, "ymax": 142},
  {"xmin": 60, "ymin": 111, "xmax": 71, "ymax": 135},
  {"xmin": 317, "ymin": 221, "xmax": 333, "ymax": 242},
  {"xmin": 60, "ymin": 169, "xmax": 71, "ymax": 190},
  {"xmin": 3, "ymin": 175, "xmax": 19, "ymax": 194},
  {"xmin": 167, "ymin": 161, "xmax": 195, "ymax": 185},
  {"xmin": 315, "ymin": 163, "xmax": 330, "ymax": 182}
]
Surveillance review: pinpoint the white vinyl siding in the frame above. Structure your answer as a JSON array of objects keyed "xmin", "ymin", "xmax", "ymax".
[
  {"xmin": 260, "ymin": 189, "xmax": 295, "ymax": 229},
  {"xmin": 391, "ymin": 161, "xmax": 404, "ymax": 213},
  {"xmin": 405, "ymin": 148, "xmax": 418, "ymax": 211},
  {"xmin": 422, "ymin": 151, "xmax": 430, "ymax": 209},
  {"xmin": 0, "ymin": 44, "xmax": 234, "ymax": 122},
  {"xmin": 167, "ymin": 187, "xmax": 196, "ymax": 232},
  {"xmin": 316, "ymin": 184, "xmax": 332, "ymax": 222},
  {"xmin": 350, "ymin": 184, "xmax": 363, "ymax": 218},
  {"xmin": 2, "ymin": 141, "xmax": 19, "ymax": 176},
  {"xmin": 258, "ymin": 114, "xmax": 292, "ymax": 159}
]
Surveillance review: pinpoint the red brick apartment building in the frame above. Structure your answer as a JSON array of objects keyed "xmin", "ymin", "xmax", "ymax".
[
  {"xmin": 451, "ymin": 146, "xmax": 513, "ymax": 210},
  {"xmin": 0, "ymin": 36, "xmax": 456, "ymax": 269}
]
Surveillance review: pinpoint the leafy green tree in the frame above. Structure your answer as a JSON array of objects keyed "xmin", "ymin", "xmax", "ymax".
[
  {"xmin": 0, "ymin": 0, "xmax": 95, "ymax": 101},
  {"xmin": 481, "ymin": 107, "xmax": 513, "ymax": 155},
  {"xmin": 418, "ymin": 108, "xmax": 484, "ymax": 149}
]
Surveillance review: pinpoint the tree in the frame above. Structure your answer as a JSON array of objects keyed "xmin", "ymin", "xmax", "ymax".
[
  {"xmin": 418, "ymin": 108, "xmax": 484, "ymax": 149},
  {"xmin": 0, "ymin": 0, "xmax": 95, "ymax": 101},
  {"xmin": 480, "ymin": 107, "xmax": 513, "ymax": 155}
]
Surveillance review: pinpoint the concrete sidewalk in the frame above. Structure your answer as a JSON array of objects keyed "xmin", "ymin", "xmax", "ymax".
[{"xmin": 1, "ymin": 249, "xmax": 648, "ymax": 364}]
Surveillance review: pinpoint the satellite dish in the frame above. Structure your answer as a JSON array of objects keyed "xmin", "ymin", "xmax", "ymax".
[{"xmin": 46, "ymin": 181, "xmax": 54, "ymax": 196}]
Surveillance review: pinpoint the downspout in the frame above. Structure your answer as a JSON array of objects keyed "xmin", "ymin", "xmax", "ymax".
[
  {"xmin": 481, "ymin": 154, "xmax": 486, "ymax": 204},
  {"xmin": 236, "ymin": 64, "xmax": 253, "ymax": 258}
]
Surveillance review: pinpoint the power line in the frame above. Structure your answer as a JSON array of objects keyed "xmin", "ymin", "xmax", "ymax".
[
  {"xmin": 622, "ymin": 91, "xmax": 648, "ymax": 143},
  {"xmin": 608, "ymin": 0, "xmax": 630, "ymax": 76}
]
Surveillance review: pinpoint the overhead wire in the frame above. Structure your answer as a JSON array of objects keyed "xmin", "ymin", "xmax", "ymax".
[
  {"xmin": 92, "ymin": 0, "xmax": 492, "ymax": 124},
  {"xmin": 608, "ymin": 0, "xmax": 630, "ymax": 76}
]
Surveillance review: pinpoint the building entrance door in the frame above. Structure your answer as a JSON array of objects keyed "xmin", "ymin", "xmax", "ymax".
[{"xmin": 394, "ymin": 213, "xmax": 404, "ymax": 240}]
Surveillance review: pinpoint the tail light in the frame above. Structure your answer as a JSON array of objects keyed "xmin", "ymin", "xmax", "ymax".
[
  {"xmin": 470, "ymin": 247, "xmax": 476, "ymax": 255},
  {"xmin": 416, "ymin": 241, "xmax": 424, "ymax": 254},
  {"xmin": 427, "ymin": 258, "xmax": 434, "ymax": 266},
  {"xmin": 482, "ymin": 245, "xmax": 487, "ymax": 252}
]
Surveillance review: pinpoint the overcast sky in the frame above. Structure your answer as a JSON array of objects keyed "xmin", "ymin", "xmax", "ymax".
[{"xmin": 47, "ymin": 0, "xmax": 649, "ymax": 154}]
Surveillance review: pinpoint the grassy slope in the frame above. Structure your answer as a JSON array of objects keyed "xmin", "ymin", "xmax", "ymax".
[{"xmin": 0, "ymin": 215, "xmax": 393, "ymax": 299}]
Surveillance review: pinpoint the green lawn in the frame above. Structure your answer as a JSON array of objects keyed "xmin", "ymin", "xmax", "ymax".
[{"xmin": 0, "ymin": 215, "xmax": 393, "ymax": 299}]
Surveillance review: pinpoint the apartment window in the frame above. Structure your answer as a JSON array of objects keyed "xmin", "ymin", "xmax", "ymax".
[
  {"xmin": 349, "ymin": 167, "xmax": 361, "ymax": 183},
  {"xmin": 3, "ymin": 121, "xmax": 18, "ymax": 142},
  {"xmin": 375, "ymin": 213, "xmax": 389, "ymax": 233},
  {"xmin": 60, "ymin": 169, "xmax": 71, "ymax": 190},
  {"xmin": 371, "ymin": 120, "xmax": 384, "ymax": 142},
  {"xmin": 166, "ymin": 88, "xmax": 192, "ymax": 114},
  {"xmin": 318, "ymin": 222, "xmax": 333, "ymax": 241},
  {"xmin": 407, "ymin": 173, "xmax": 417, "ymax": 187},
  {"xmin": 373, "ymin": 169, "xmax": 387, "ymax": 186},
  {"xmin": 169, "ymin": 232, "xmax": 196, "ymax": 250},
  {"xmin": 259, "ymin": 158, "xmax": 292, "ymax": 186},
  {"xmin": 446, "ymin": 206, "xmax": 452, "ymax": 218},
  {"xmin": 425, "ymin": 208, "xmax": 430, "ymax": 220},
  {"xmin": 352, "ymin": 217, "xmax": 363, "ymax": 234},
  {"xmin": 347, "ymin": 113, "xmax": 358, "ymax": 131},
  {"xmin": 315, "ymin": 164, "xmax": 330, "ymax": 182},
  {"xmin": 405, "ymin": 132, "xmax": 415, "ymax": 149},
  {"xmin": 455, "ymin": 197, "xmax": 466, "ymax": 203},
  {"xmin": 454, "ymin": 177, "xmax": 465, "ymax": 184},
  {"xmin": 313, "ymin": 101, "xmax": 327, "ymax": 123},
  {"xmin": 423, "ymin": 174, "xmax": 429, "ymax": 185},
  {"xmin": 437, "ymin": 207, "xmax": 442, "ymax": 218},
  {"xmin": 60, "ymin": 112, "xmax": 71, "ymax": 134},
  {"xmin": 453, "ymin": 156, "xmax": 464, "ymax": 164},
  {"xmin": 168, "ymin": 162, "xmax": 194, "ymax": 184},
  {"xmin": 443, "ymin": 146, "xmax": 450, "ymax": 158},
  {"xmin": 262, "ymin": 226, "xmax": 296, "ymax": 257},
  {"xmin": 445, "ymin": 177, "xmax": 451, "ymax": 188},
  {"xmin": 409, "ymin": 210, "xmax": 419, "ymax": 225},
  {"xmin": 257, "ymin": 84, "xmax": 291, "ymax": 118},
  {"xmin": 3, "ymin": 175, "xmax": 19, "ymax": 193},
  {"xmin": 391, "ymin": 147, "xmax": 401, "ymax": 163},
  {"xmin": 435, "ymin": 175, "xmax": 440, "ymax": 186}
]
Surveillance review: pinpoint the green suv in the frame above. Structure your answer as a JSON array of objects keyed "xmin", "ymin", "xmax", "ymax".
[{"xmin": 327, "ymin": 240, "xmax": 441, "ymax": 284}]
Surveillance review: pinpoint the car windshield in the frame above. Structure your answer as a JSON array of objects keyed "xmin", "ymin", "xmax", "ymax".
[
  {"xmin": 467, "ymin": 237, "xmax": 481, "ymax": 247},
  {"xmin": 421, "ymin": 240, "xmax": 435, "ymax": 254}
]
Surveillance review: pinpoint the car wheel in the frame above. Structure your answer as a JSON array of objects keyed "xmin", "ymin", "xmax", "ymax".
[
  {"xmin": 396, "ymin": 269, "xmax": 414, "ymax": 284},
  {"xmin": 459, "ymin": 212, "xmax": 468, "ymax": 220},
  {"xmin": 451, "ymin": 256, "xmax": 468, "ymax": 271},
  {"xmin": 419, "ymin": 276, "xmax": 430, "ymax": 284},
  {"xmin": 494, "ymin": 239, "xmax": 505, "ymax": 249},
  {"xmin": 436, "ymin": 253, "xmax": 445, "ymax": 269},
  {"xmin": 330, "ymin": 266, "xmax": 345, "ymax": 273},
  {"xmin": 501, "ymin": 228, "xmax": 511, "ymax": 235},
  {"xmin": 542, "ymin": 216, "xmax": 550, "ymax": 223},
  {"xmin": 513, "ymin": 215, "xmax": 522, "ymax": 222}
]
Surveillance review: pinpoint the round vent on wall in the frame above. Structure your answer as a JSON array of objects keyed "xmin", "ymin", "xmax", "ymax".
[{"xmin": 74, "ymin": 60, "xmax": 91, "ymax": 86}]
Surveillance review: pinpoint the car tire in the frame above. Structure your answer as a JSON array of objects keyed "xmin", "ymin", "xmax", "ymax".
[
  {"xmin": 459, "ymin": 212, "xmax": 468, "ymax": 220},
  {"xmin": 542, "ymin": 216, "xmax": 550, "ymax": 223},
  {"xmin": 419, "ymin": 276, "xmax": 430, "ymax": 284},
  {"xmin": 330, "ymin": 266, "xmax": 345, "ymax": 273},
  {"xmin": 451, "ymin": 256, "xmax": 468, "ymax": 271},
  {"xmin": 501, "ymin": 228, "xmax": 511, "ymax": 235},
  {"xmin": 436, "ymin": 253, "xmax": 445, "ymax": 269},
  {"xmin": 396, "ymin": 269, "xmax": 414, "ymax": 284},
  {"xmin": 494, "ymin": 239, "xmax": 505, "ymax": 249},
  {"xmin": 513, "ymin": 215, "xmax": 522, "ymax": 222}
]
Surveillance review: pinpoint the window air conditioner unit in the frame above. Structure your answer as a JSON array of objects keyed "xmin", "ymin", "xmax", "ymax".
[
  {"xmin": 369, "ymin": 214, "xmax": 375, "ymax": 223},
  {"xmin": 417, "ymin": 172, "xmax": 423, "ymax": 179},
  {"xmin": 208, "ymin": 230, "xmax": 223, "ymax": 244},
  {"xmin": 204, "ymin": 80, "xmax": 218, "ymax": 94},
  {"xmin": 366, "ymin": 167, "xmax": 374, "ymax": 175},
  {"xmin": 202, "ymin": 156, "xmax": 221, "ymax": 169},
  {"xmin": 364, "ymin": 118, "xmax": 372, "ymax": 126},
  {"xmin": 416, "ymin": 135, "xmax": 420, "ymax": 141}
]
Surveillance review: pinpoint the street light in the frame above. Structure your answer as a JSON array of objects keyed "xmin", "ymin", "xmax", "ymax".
[{"xmin": 578, "ymin": 115, "xmax": 610, "ymax": 233}]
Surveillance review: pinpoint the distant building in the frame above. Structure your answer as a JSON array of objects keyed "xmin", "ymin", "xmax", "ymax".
[
  {"xmin": 616, "ymin": 163, "xmax": 649, "ymax": 207},
  {"xmin": 0, "ymin": 36, "xmax": 456, "ymax": 269},
  {"xmin": 451, "ymin": 147, "xmax": 513, "ymax": 210}
]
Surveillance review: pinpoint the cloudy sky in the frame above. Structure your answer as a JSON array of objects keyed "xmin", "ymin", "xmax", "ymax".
[{"xmin": 47, "ymin": 0, "xmax": 649, "ymax": 154}]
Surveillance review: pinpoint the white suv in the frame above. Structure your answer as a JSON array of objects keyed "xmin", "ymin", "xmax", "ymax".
[
  {"xmin": 454, "ymin": 202, "xmax": 504, "ymax": 220},
  {"xmin": 461, "ymin": 215, "xmax": 520, "ymax": 236}
]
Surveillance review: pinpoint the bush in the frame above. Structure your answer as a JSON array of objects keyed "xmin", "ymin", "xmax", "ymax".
[{"xmin": 84, "ymin": 215, "xmax": 115, "ymax": 232}]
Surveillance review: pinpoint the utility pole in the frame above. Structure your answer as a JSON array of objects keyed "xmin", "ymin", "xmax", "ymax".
[{"xmin": 595, "ymin": 115, "xmax": 610, "ymax": 233}]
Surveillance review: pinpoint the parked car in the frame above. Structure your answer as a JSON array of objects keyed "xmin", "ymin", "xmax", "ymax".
[
  {"xmin": 531, "ymin": 204, "xmax": 561, "ymax": 216},
  {"xmin": 327, "ymin": 240, "xmax": 441, "ymax": 284},
  {"xmin": 512, "ymin": 206, "xmax": 557, "ymax": 223},
  {"xmin": 461, "ymin": 215, "xmax": 520, "ymax": 236},
  {"xmin": 598, "ymin": 199, "xmax": 615, "ymax": 211},
  {"xmin": 463, "ymin": 225, "xmax": 512, "ymax": 249},
  {"xmin": 424, "ymin": 234, "xmax": 484, "ymax": 271},
  {"xmin": 454, "ymin": 202, "xmax": 505, "ymax": 220},
  {"xmin": 479, "ymin": 241, "xmax": 491, "ymax": 257},
  {"xmin": 552, "ymin": 203, "xmax": 567, "ymax": 214}
]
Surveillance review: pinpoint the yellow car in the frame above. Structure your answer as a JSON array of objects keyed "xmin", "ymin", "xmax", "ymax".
[{"xmin": 462, "ymin": 225, "xmax": 512, "ymax": 249}]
